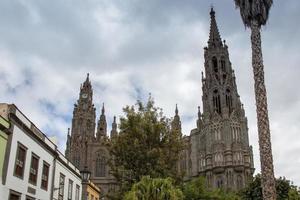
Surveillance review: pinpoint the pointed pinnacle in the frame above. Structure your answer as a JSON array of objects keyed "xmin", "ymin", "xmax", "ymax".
[
  {"xmin": 175, "ymin": 104, "xmax": 179, "ymax": 115},
  {"xmin": 101, "ymin": 103, "xmax": 105, "ymax": 115},
  {"xmin": 113, "ymin": 116, "xmax": 116, "ymax": 123},
  {"xmin": 84, "ymin": 73, "xmax": 90, "ymax": 84},
  {"xmin": 198, "ymin": 106, "xmax": 201, "ymax": 118},
  {"xmin": 208, "ymin": 7, "xmax": 222, "ymax": 47},
  {"xmin": 67, "ymin": 128, "xmax": 70, "ymax": 136}
]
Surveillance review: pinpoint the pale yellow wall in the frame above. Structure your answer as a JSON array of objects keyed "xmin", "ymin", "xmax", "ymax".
[
  {"xmin": 87, "ymin": 182, "xmax": 101, "ymax": 200},
  {"xmin": 0, "ymin": 117, "xmax": 9, "ymax": 178}
]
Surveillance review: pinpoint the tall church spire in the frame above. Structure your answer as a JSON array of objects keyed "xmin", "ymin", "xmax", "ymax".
[
  {"xmin": 208, "ymin": 7, "xmax": 223, "ymax": 48},
  {"xmin": 70, "ymin": 74, "xmax": 96, "ymax": 137},
  {"xmin": 187, "ymin": 8, "xmax": 254, "ymax": 190},
  {"xmin": 110, "ymin": 116, "xmax": 118, "ymax": 139},
  {"xmin": 172, "ymin": 104, "xmax": 182, "ymax": 133},
  {"xmin": 202, "ymin": 8, "xmax": 242, "ymax": 117},
  {"xmin": 97, "ymin": 103, "xmax": 107, "ymax": 138},
  {"xmin": 65, "ymin": 128, "xmax": 71, "ymax": 158}
]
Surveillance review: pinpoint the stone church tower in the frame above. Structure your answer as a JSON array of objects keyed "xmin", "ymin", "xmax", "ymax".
[
  {"xmin": 65, "ymin": 74, "xmax": 117, "ymax": 196},
  {"xmin": 65, "ymin": 8, "xmax": 255, "ymax": 195},
  {"xmin": 188, "ymin": 8, "xmax": 255, "ymax": 190}
]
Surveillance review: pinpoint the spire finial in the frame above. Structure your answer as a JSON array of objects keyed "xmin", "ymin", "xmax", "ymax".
[
  {"xmin": 198, "ymin": 106, "xmax": 201, "ymax": 118},
  {"xmin": 210, "ymin": 5, "xmax": 215, "ymax": 16},
  {"xmin": 82, "ymin": 73, "xmax": 91, "ymax": 88},
  {"xmin": 208, "ymin": 6, "xmax": 222, "ymax": 48},
  {"xmin": 113, "ymin": 115, "xmax": 116, "ymax": 123},
  {"xmin": 67, "ymin": 128, "xmax": 70, "ymax": 136},
  {"xmin": 175, "ymin": 104, "xmax": 178, "ymax": 115},
  {"xmin": 101, "ymin": 103, "xmax": 105, "ymax": 115}
]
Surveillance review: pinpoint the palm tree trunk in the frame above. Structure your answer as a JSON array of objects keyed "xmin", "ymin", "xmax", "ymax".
[{"xmin": 251, "ymin": 20, "xmax": 276, "ymax": 200}]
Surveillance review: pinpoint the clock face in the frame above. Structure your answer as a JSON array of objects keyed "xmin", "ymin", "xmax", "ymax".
[{"xmin": 82, "ymin": 93, "xmax": 88, "ymax": 98}]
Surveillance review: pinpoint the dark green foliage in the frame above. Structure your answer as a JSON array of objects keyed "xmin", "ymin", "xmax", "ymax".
[
  {"xmin": 241, "ymin": 174, "xmax": 300, "ymax": 200},
  {"xmin": 108, "ymin": 97, "xmax": 185, "ymax": 198},
  {"xmin": 182, "ymin": 177, "xmax": 240, "ymax": 200},
  {"xmin": 234, "ymin": 0, "xmax": 273, "ymax": 27},
  {"xmin": 124, "ymin": 176, "xmax": 184, "ymax": 200}
]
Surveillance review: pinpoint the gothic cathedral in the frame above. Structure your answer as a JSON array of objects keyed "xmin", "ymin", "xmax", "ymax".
[
  {"xmin": 65, "ymin": 8, "xmax": 254, "ymax": 196},
  {"xmin": 186, "ymin": 8, "xmax": 255, "ymax": 190},
  {"xmin": 65, "ymin": 74, "xmax": 117, "ymax": 195}
]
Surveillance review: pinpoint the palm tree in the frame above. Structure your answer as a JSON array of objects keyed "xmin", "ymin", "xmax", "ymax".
[
  {"xmin": 124, "ymin": 176, "xmax": 184, "ymax": 200},
  {"xmin": 234, "ymin": 0, "xmax": 276, "ymax": 199}
]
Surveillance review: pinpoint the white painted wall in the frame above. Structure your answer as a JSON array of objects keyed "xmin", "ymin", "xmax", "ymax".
[
  {"xmin": 0, "ymin": 105, "xmax": 83, "ymax": 200},
  {"xmin": 52, "ymin": 152, "xmax": 82, "ymax": 200},
  {"xmin": 2, "ymin": 125, "xmax": 54, "ymax": 200}
]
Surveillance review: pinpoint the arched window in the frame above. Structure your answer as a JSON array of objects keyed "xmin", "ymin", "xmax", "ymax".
[
  {"xmin": 221, "ymin": 57, "xmax": 226, "ymax": 72},
  {"xmin": 180, "ymin": 159, "xmax": 186, "ymax": 172},
  {"xmin": 216, "ymin": 176, "xmax": 223, "ymax": 188},
  {"xmin": 237, "ymin": 175, "xmax": 243, "ymax": 189},
  {"xmin": 95, "ymin": 156, "xmax": 106, "ymax": 177},
  {"xmin": 73, "ymin": 156, "xmax": 80, "ymax": 168},
  {"xmin": 225, "ymin": 89, "xmax": 233, "ymax": 113},
  {"xmin": 212, "ymin": 57, "xmax": 218, "ymax": 73},
  {"xmin": 215, "ymin": 128, "xmax": 221, "ymax": 141},
  {"xmin": 213, "ymin": 90, "xmax": 221, "ymax": 114}
]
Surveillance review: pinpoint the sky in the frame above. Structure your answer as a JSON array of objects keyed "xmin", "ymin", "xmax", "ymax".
[{"xmin": 0, "ymin": 0, "xmax": 300, "ymax": 185}]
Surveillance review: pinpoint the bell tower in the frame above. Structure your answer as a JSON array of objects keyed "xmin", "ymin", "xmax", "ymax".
[
  {"xmin": 66, "ymin": 73, "xmax": 96, "ymax": 169},
  {"xmin": 202, "ymin": 8, "xmax": 242, "ymax": 118},
  {"xmin": 71, "ymin": 73, "xmax": 96, "ymax": 137},
  {"xmin": 189, "ymin": 8, "xmax": 254, "ymax": 191}
]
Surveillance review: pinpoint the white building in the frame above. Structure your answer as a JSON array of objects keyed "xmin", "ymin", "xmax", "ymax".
[
  {"xmin": 52, "ymin": 151, "xmax": 82, "ymax": 200},
  {"xmin": 0, "ymin": 103, "xmax": 82, "ymax": 200}
]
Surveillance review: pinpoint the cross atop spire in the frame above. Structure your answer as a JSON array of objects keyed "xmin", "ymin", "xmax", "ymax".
[{"xmin": 208, "ymin": 7, "xmax": 222, "ymax": 48}]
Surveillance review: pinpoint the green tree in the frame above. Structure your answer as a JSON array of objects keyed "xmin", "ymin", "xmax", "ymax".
[
  {"xmin": 182, "ymin": 177, "xmax": 240, "ymax": 200},
  {"xmin": 233, "ymin": 1, "xmax": 275, "ymax": 199},
  {"xmin": 109, "ymin": 97, "xmax": 185, "ymax": 198},
  {"xmin": 288, "ymin": 186, "xmax": 300, "ymax": 200},
  {"xmin": 241, "ymin": 174, "xmax": 300, "ymax": 200},
  {"xmin": 124, "ymin": 176, "xmax": 184, "ymax": 200}
]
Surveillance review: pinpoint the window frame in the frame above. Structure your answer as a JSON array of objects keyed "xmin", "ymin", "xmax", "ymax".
[
  {"xmin": 13, "ymin": 142, "xmax": 28, "ymax": 179},
  {"xmin": 26, "ymin": 195, "xmax": 35, "ymax": 200},
  {"xmin": 9, "ymin": 189, "xmax": 21, "ymax": 200},
  {"xmin": 58, "ymin": 173, "xmax": 65, "ymax": 200},
  {"xmin": 28, "ymin": 152, "xmax": 40, "ymax": 185},
  {"xmin": 68, "ymin": 179, "xmax": 73, "ymax": 200},
  {"xmin": 75, "ymin": 184, "xmax": 80, "ymax": 200},
  {"xmin": 95, "ymin": 156, "xmax": 106, "ymax": 177},
  {"xmin": 41, "ymin": 161, "xmax": 50, "ymax": 191}
]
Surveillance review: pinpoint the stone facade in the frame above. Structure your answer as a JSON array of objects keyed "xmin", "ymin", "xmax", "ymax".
[
  {"xmin": 65, "ymin": 74, "xmax": 117, "ymax": 196},
  {"xmin": 65, "ymin": 8, "xmax": 254, "ymax": 195},
  {"xmin": 181, "ymin": 8, "xmax": 255, "ymax": 190}
]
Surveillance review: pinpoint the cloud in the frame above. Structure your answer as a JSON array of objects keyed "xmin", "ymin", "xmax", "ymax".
[{"xmin": 0, "ymin": 0, "xmax": 299, "ymax": 185}]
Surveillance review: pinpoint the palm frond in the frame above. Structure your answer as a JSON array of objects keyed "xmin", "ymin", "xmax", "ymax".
[{"xmin": 234, "ymin": 0, "xmax": 273, "ymax": 28}]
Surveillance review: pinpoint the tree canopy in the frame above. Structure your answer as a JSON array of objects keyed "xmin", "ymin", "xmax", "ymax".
[
  {"xmin": 182, "ymin": 177, "xmax": 240, "ymax": 200},
  {"xmin": 240, "ymin": 174, "xmax": 300, "ymax": 200},
  {"xmin": 234, "ymin": 0, "xmax": 273, "ymax": 27},
  {"xmin": 124, "ymin": 176, "xmax": 184, "ymax": 200},
  {"xmin": 108, "ymin": 97, "xmax": 185, "ymax": 198}
]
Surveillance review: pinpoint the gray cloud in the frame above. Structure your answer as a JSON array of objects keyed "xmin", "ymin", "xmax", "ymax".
[{"xmin": 0, "ymin": 0, "xmax": 299, "ymax": 185}]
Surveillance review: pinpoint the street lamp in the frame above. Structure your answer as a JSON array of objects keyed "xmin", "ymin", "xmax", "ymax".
[
  {"xmin": 80, "ymin": 166, "xmax": 91, "ymax": 183},
  {"xmin": 80, "ymin": 166, "xmax": 91, "ymax": 200}
]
